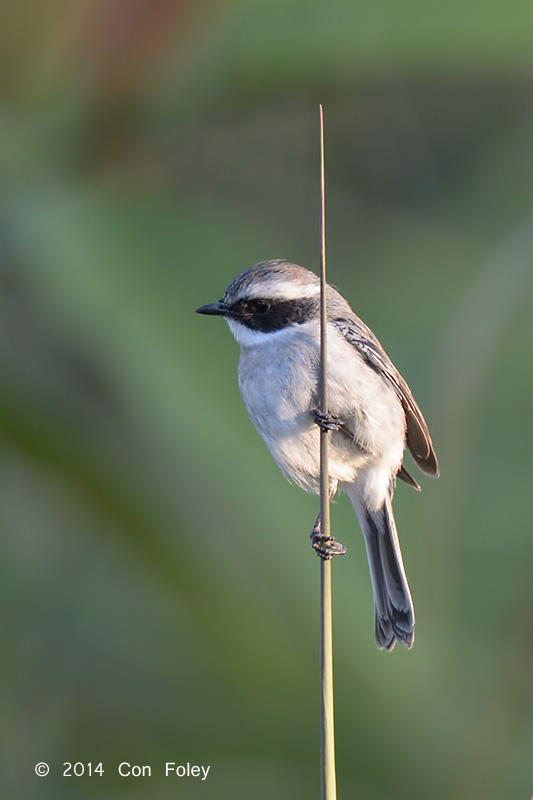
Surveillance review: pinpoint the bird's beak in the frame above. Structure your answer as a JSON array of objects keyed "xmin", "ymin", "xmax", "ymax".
[{"xmin": 195, "ymin": 301, "xmax": 229, "ymax": 316}]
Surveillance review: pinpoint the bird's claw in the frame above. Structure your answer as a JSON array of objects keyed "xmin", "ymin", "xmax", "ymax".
[
  {"xmin": 311, "ymin": 532, "xmax": 348, "ymax": 561},
  {"xmin": 311, "ymin": 409, "xmax": 344, "ymax": 431}
]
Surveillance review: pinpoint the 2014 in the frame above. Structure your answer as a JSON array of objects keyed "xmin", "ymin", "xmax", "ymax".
[{"xmin": 63, "ymin": 762, "xmax": 104, "ymax": 776}]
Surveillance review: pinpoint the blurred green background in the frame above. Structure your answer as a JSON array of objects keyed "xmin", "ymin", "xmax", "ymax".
[{"xmin": 1, "ymin": 1, "xmax": 532, "ymax": 798}]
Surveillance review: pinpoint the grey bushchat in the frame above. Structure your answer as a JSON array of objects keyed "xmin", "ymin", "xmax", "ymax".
[{"xmin": 197, "ymin": 260, "xmax": 439, "ymax": 650}]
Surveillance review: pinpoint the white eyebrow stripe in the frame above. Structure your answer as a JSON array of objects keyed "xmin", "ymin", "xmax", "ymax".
[{"xmin": 232, "ymin": 281, "xmax": 320, "ymax": 302}]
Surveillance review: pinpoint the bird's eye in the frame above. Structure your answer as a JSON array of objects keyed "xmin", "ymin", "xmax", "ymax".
[{"xmin": 253, "ymin": 300, "xmax": 269, "ymax": 314}]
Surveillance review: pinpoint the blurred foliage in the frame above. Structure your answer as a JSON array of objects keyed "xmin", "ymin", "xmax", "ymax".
[{"xmin": 1, "ymin": 1, "xmax": 533, "ymax": 799}]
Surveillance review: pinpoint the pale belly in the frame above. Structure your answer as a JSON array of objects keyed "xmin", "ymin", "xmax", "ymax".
[{"xmin": 236, "ymin": 329, "xmax": 403, "ymax": 494}]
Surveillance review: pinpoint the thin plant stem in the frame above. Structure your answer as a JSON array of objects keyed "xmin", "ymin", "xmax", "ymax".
[{"xmin": 318, "ymin": 103, "xmax": 337, "ymax": 800}]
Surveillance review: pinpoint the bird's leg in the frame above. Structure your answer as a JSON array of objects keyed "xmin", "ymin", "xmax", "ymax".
[
  {"xmin": 310, "ymin": 480, "xmax": 348, "ymax": 560},
  {"xmin": 310, "ymin": 408, "xmax": 344, "ymax": 431}
]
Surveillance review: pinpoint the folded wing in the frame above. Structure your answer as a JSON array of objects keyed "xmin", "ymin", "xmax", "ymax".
[{"xmin": 334, "ymin": 317, "xmax": 439, "ymax": 478}]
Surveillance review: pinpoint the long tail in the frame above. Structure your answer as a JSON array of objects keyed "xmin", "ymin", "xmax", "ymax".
[{"xmin": 348, "ymin": 489, "xmax": 415, "ymax": 651}]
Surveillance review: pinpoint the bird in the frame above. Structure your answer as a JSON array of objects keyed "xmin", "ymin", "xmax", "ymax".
[{"xmin": 196, "ymin": 259, "xmax": 439, "ymax": 650}]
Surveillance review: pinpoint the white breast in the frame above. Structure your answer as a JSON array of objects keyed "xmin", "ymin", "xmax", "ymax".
[{"xmin": 231, "ymin": 319, "xmax": 405, "ymax": 499}]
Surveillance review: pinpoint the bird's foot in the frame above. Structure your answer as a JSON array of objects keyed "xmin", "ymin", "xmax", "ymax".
[
  {"xmin": 310, "ymin": 409, "xmax": 344, "ymax": 432},
  {"xmin": 311, "ymin": 530, "xmax": 348, "ymax": 560}
]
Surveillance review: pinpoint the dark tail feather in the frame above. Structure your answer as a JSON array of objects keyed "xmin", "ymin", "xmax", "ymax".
[{"xmin": 357, "ymin": 495, "xmax": 415, "ymax": 651}]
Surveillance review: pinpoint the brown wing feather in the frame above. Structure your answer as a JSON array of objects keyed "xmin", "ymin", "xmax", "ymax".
[{"xmin": 334, "ymin": 317, "xmax": 440, "ymax": 478}]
